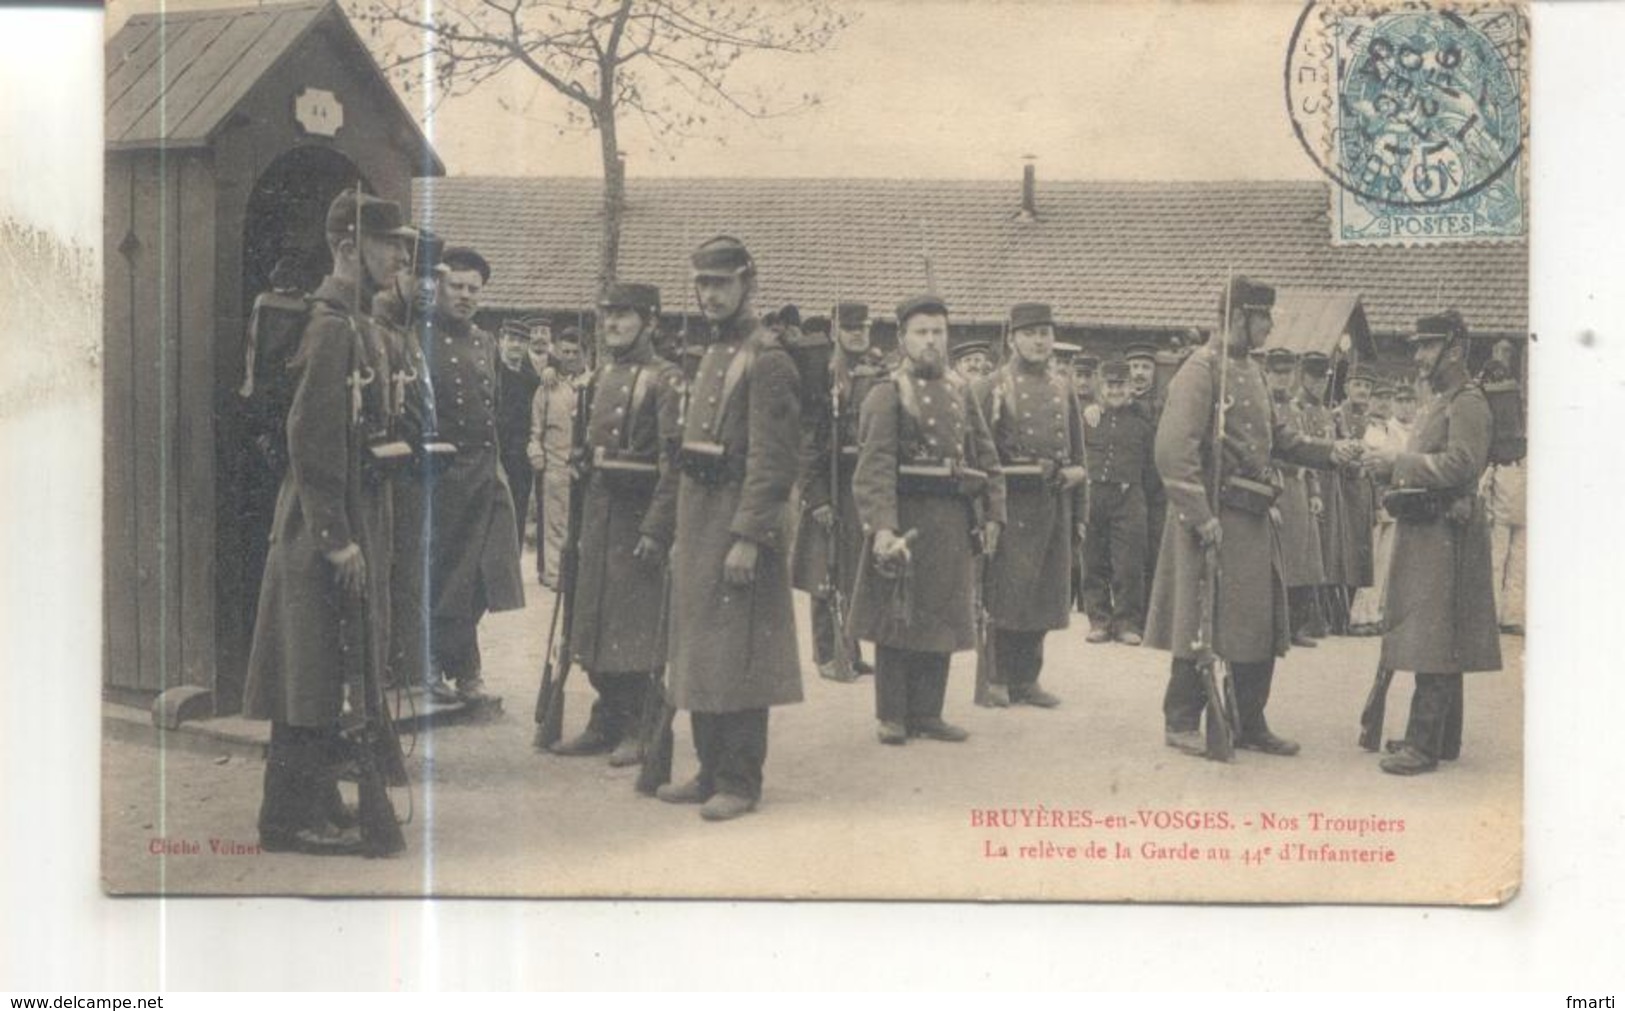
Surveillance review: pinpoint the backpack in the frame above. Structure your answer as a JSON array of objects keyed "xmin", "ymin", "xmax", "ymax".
[{"xmin": 238, "ymin": 288, "xmax": 311, "ymax": 475}]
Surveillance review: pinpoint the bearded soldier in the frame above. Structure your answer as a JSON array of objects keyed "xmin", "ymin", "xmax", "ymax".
[
  {"xmin": 549, "ymin": 283, "xmax": 683, "ymax": 765},
  {"xmin": 243, "ymin": 191, "xmax": 412, "ymax": 855},
  {"xmin": 972, "ymin": 302, "xmax": 1087, "ymax": 707},
  {"xmin": 1146, "ymin": 277, "xmax": 1361, "ymax": 758},
  {"xmin": 1361, "ymin": 311, "xmax": 1501, "ymax": 776},
  {"xmin": 850, "ymin": 295, "xmax": 1005, "ymax": 744},
  {"xmin": 659, "ymin": 236, "xmax": 802, "ymax": 821},
  {"xmin": 789, "ymin": 301, "xmax": 883, "ymax": 682}
]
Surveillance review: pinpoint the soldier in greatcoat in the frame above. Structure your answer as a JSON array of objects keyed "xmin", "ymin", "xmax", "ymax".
[
  {"xmin": 1362, "ymin": 312, "xmax": 1501, "ymax": 776},
  {"xmin": 972, "ymin": 302, "xmax": 1087, "ymax": 707},
  {"xmin": 1262, "ymin": 348, "xmax": 1328, "ymax": 649},
  {"xmin": 1296, "ymin": 351, "xmax": 1344, "ymax": 638},
  {"xmin": 1080, "ymin": 359, "xmax": 1154, "ymax": 645},
  {"xmin": 658, "ymin": 236, "xmax": 803, "ymax": 822},
  {"xmin": 423, "ymin": 246, "xmax": 526, "ymax": 703},
  {"xmin": 1145, "ymin": 277, "xmax": 1360, "ymax": 759},
  {"xmin": 243, "ymin": 191, "xmax": 413, "ymax": 855},
  {"xmin": 850, "ymin": 295, "xmax": 1006, "ymax": 744},
  {"xmin": 548, "ymin": 283, "xmax": 683, "ymax": 765},
  {"xmin": 789, "ymin": 302, "xmax": 884, "ymax": 683},
  {"xmin": 1332, "ymin": 365, "xmax": 1379, "ymax": 629}
]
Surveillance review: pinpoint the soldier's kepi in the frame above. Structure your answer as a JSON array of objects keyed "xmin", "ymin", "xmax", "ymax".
[
  {"xmin": 549, "ymin": 282, "xmax": 684, "ymax": 769},
  {"xmin": 972, "ymin": 301, "xmax": 1088, "ymax": 708},
  {"xmin": 849, "ymin": 295, "xmax": 1007, "ymax": 744},
  {"xmin": 659, "ymin": 236, "xmax": 803, "ymax": 822},
  {"xmin": 1144, "ymin": 275, "xmax": 1361, "ymax": 761}
]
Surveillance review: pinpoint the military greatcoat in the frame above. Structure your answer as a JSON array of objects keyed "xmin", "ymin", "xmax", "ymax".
[
  {"xmin": 421, "ymin": 311, "xmax": 526, "ymax": 620},
  {"xmin": 1298, "ymin": 392, "xmax": 1347, "ymax": 585},
  {"xmin": 1271, "ymin": 393, "xmax": 1327, "ymax": 589},
  {"xmin": 1380, "ymin": 381, "xmax": 1502, "ymax": 674},
  {"xmin": 568, "ymin": 345, "xmax": 684, "ymax": 674},
  {"xmin": 849, "ymin": 370, "xmax": 1007, "ymax": 653},
  {"xmin": 665, "ymin": 317, "xmax": 804, "ymax": 712},
  {"xmin": 972, "ymin": 362, "xmax": 1087, "ymax": 632},
  {"xmin": 244, "ymin": 278, "xmax": 393, "ymax": 726},
  {"xmin": 1144, "ymin": 347, "xmax": 1335, "ymax": 664},
  {"xmin": 789, "ymin": 356, "xmax": 888, "ymax": 600}
]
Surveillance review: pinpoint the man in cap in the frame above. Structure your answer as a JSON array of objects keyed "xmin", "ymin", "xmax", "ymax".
[
  {"xmin": 1069, "ymin": 351, "xmax": 1101, "ymax": 612},
  {"xmin": 790, "ymin": 301, "xmax": 882, "ymax": 683},
  {"xmin": 972, "ymin": 302, "xmax": 1087, "ymax": 707},
  {"xmin": 1263, "ymin": 348, "xmax": 1328, "ymax": 649},
  {"xmin": 496, "ymin": 319, "xmax": 543, "ymax": 547},
  {"xmin": 1124, "ymin": 341, "xmax": 1168, "ymax": 616},
  {"xmin": 1080, "ymin": 359, "xmax": 1154, "ymax": 644},
  {"xmin": 1331, "ymin": 364, "xmax": 1379, "ymax": 630},
  {"xmin": 371, "ymin": 227, "xmax": 447, "ymax": 693},
  {"xmin": 1296, "ymin": 350, "xmax": 1344, "ymax": 639},
  {"xmin": 527, "ymin": 324, "xmax": 585, "ymax": 588},
  {"xmin": 1349, "ymin": 377, "xmax": 1404, "ymax": 633},
  {"xmin": 1070, "ymin": 353, "xmax": 1099, "ymax": 409},
  {"xmin": 423, "ymin": 245, "xmax": 526, "ymax": 704},
  {"xmin": 549, "ymin": 283, "xmax": 684, "ymax": 765},
  {"xmin": 243, "ymin": 190, "xmax": 414, "ymax": 855},
  {"xmin": 1361, "ymin": 311, "xmax": 1501, "ymax": 775},
  {"xmin": 850, "ymin": 295, "xmax": 1005, "ymax": 742},
  {"xmin": 951, "ymin": 336, "xmax": 996, "ymax": 381},
  {"xmin": 1145, "ymin": 277, "xmax": 1361, "ymax": 759},
  {"xmin": 659, "ymin": 236, "xmax": 803, "ymax": 821}
]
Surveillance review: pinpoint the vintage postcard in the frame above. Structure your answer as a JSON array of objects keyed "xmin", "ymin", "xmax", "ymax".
[{"xmin": 95, "ymin": 0, "xmax": 1527, "ymax": 902}]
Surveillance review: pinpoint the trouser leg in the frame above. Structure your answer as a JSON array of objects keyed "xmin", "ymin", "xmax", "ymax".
[
  {"xmin": 583, "ymin": 669, "xmax": 644, "ymax": 743},
  {"xmin": 697, "ymin": 708, "xmax": 767, "ymax": 801},
  {"xmin": 687, "ymin": 711, "xmax": 720, "ymax": 795},
  {"xmin": 1143, "ymin": 492, "xmax": 1165, "ymax": 611},
  {"xmin": 1439, "ymin": 674, "xmax": 1464, "ymax": 761},
  {"xmin": 541, "ymin": 470, "xmax": 571, "ymax": 587},
  {"xmin": 1402, "ymin": 672, "xmax": 1456, "ymax": 762},
  {"xmin": 1113, "ymin": 486, "xmax": 1148, "ymax": 632},
  {"xmin": 1163, "ymin": 657, "xmax": 1204, "ymax": 733},
  {"xmin": 906, "ymin": 651, "xmax": 951, "ymax": 725},
  {"xmin": 1289, "ymin": 586, "xmax": 1321, "ymax": 637},
  {"xmin": 993, "ymin": 628, "xmax": 1040, "ymax": 688},
  {"xmin": 874, "ymin": 644, "xmax": 912, "ymax": 723},
  {"xmin": 503, "ymin": 457, "xmax": 533, "ymax": 547},
  {"xmin": 1080, "ymin": 492, "xmax": 1114, "ymax": 627},
  {"xmin": 1230, "ymin": 658, "xmax": 1276, "ymax": 739},
  {"xmin": 811, "ymin": 594, "xmax": 836, "ymax": 666}
]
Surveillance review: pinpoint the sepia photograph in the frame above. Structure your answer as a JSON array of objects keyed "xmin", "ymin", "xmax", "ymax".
[{"xmin": 88, "ymin": 0, "xmax": 1529, "ymax": 903}]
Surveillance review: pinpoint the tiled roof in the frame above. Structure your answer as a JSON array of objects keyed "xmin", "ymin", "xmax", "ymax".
[
  {"xmin": 412, "ymin": 176, "xmax": 1528, "ymax": 335},
  {"xmin": 106, "ymin": 0, "xmax": 442, "ymax": 172}
]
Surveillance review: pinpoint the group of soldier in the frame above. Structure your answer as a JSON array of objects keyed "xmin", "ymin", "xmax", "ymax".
[{"xmin": 240, "ymin": 189, "xmax": 1509, "ymax": 856}]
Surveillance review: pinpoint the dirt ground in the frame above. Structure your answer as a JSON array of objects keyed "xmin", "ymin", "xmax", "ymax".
[{"xmin": 102, "ymin": 563, "xmax": 1523, "ymax": 904}]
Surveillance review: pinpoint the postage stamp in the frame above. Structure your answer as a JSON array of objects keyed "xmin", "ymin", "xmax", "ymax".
[{"xmin": 1285, "ymin": 1, "xmax": 1529, "ymax": 246}]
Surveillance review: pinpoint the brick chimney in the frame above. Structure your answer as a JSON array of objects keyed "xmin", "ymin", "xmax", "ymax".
[{"xmin": 1019, "ymin": 155, "xmax": 1038, "ymax": 221}]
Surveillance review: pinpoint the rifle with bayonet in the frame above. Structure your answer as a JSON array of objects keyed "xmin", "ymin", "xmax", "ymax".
[
  {"xmin": 1194, "ymin": 272, "xmax": 1241, "ymax": 762},
  {"xmin": 819, "ymin": 297, "xmax": 858, "ymax": 681},
  {"xmin": 532, "ymin": 366, "xmax": 594, "ymax": 750},
  {"xmin": 337, "ymin": 585, "xmax": 407, "ymax": 858}
]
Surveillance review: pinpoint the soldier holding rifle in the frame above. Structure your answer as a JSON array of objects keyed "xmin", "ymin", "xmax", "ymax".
[
  {"xmin": 789, "ymin": 301, "xmax": 884, "ymax": 682},
  {"xmin": 972, "ymin": 302, "xmax": 1087, "ymax": 708},
  {"xmin": 1145, "ymin": 277, "xmax": 1361, "ymax": 759},
  {"xmin": 243, "ymin": 191, "xmax": 413, "ymax": 856},
  {"xmin": 548, "ymin": 283, "xmax": 683, "ymax": 766},
  {"xmin": 850, "ymin": 295, "xmax": 1006, "ymax": 745},
  {"xmin": 659, "ymin": 236, "xmax": 803, "ymax": 822}
]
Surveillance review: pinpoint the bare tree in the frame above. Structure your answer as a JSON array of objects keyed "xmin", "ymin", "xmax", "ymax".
[{"xmin": 353, "ymin": 0, "xmax": 851, "ymax": 288}]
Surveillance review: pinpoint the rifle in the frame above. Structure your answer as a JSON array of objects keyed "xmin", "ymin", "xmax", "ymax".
[
  {"xmin": 532, "ymin": 369, "xmax": 594, "ymax": 750},
  {"xmin": 634, "ymin": 568, "xmax": 676, "ymax": 796},
  {"xmin": 972, "ymin": 551, "xmax": 1000, "ymax": 707},
  {"xmin": 1358, "ymin": 665, "xmax": 1394, "ymax": 752},
  {"xmin": 820, "ymin": 296, "xmax": 858, "ymax": 681},
  {"xmin": 337, "ymin": 586, "xmax": 407, "ymax": 858},
  {"xmin": 1194, "ymin": 271, "xmax": 1240, "ymax": 762}
]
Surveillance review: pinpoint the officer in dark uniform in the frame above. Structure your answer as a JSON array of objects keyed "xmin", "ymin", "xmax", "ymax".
[
  {"xmin": 1296, "ymin": 350, "xmax": 1343, "ymax": 638},
  {"xmin": 550, "ymin": 282, "xmax": 684, "ymax": 765},
  {"xmin": 1068, "ymin": 352, "xmax": 1101, "ymax": 614},
  {"xmin": 849, "ymin": 295, "xmax": 1006, "ymax": 744},
  {"xmin": 1080, "ymin": 359, "xmax": 1154, "ymax": 644},
  {"xmin": 1124, "ymin": 341, "xmax": 1167, "ymax": 614},
  {"xmin": 972, "ymin": 302, "xmax": 1088, "ymax": 708},
  {"xmin": 423, "ymin": 246, "xmax": 526, "ymax": 703},
  {"xmin": 1264, "ymin": 348, "xmax": 1328, "ymax": 648},
  {"xmin": 242, "ymin": 191, "xmax": 413, "ymax": 855},
  {"xmin": 496, "ymin": 319, "xmax": 542, "ymax": 546},
  {"xmin": 789, "ymin": 302, "xmax": 883, "ymax": 682}
]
